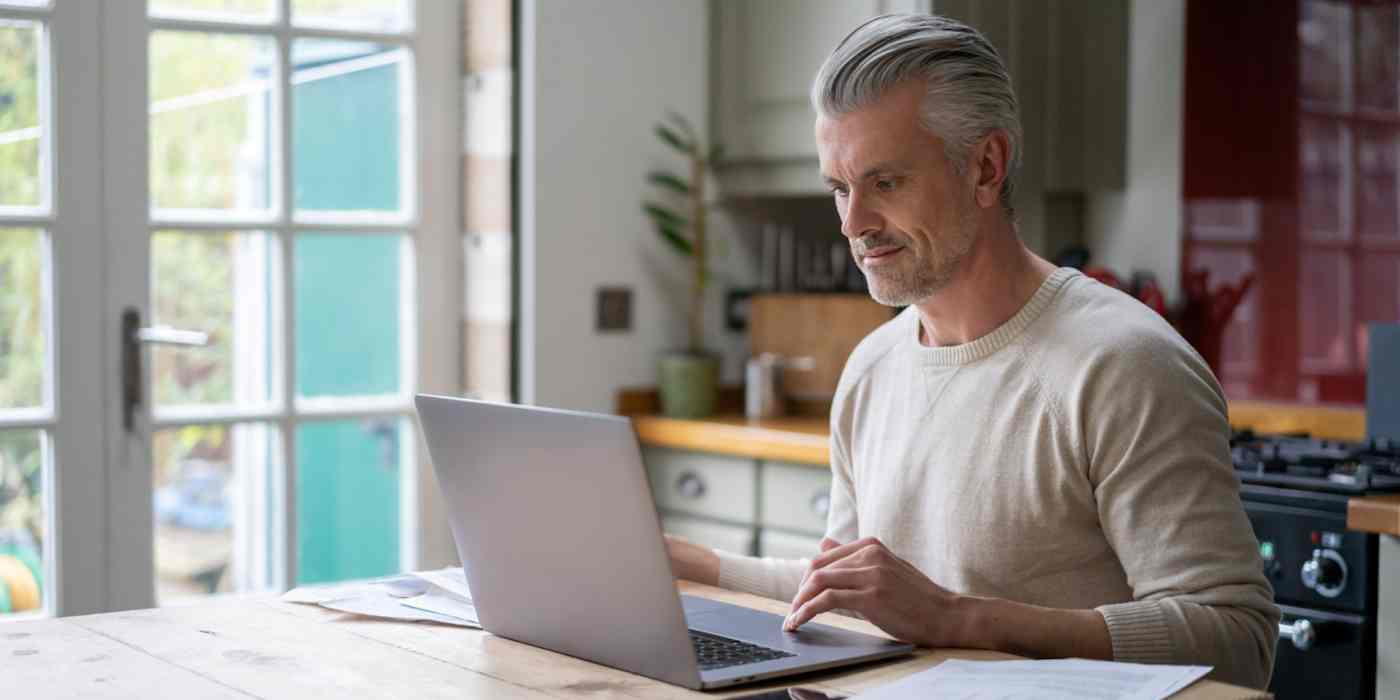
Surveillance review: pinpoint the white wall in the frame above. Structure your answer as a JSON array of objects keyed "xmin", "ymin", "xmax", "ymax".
[
  {"xmin": 1084, "ymin": 0, "xmax": 1185, "ymax": 301},
  {"xmin": 520, "ymin": 0, "xmax": 753, "ymax": 412}
]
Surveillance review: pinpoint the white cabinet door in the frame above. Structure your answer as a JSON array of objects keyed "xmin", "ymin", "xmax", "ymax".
[
  {"xmin": 759, "ymin": 530, "xmax": 823, "ymax": 560},
  {"xmin": 712, "ymin": 0, "xmax": 928, "ymax": 196},
  {"xmin": 712, "ymin": 0, "xmax": 1126, "ymax": 199},
  {"xmin": 759, "ymin": 461, "xmax": 831, "ymax": 537},
  {"xmin": 661, "ymin": 516, "xmax": 755, "ymax": 557},
  {"xmin": 644, "ymin": 447, "xmax": 757, "ymax": 525}
]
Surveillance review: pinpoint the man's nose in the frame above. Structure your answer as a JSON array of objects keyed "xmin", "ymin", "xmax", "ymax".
[{"xmin": 840, "ymin": 191, "xmax": 881, "ymax": 240}]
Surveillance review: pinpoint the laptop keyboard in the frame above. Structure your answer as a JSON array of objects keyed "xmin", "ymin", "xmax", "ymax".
[{"xmin": 689, "ymin": 630, "xmax": 796, "ymax": 671}]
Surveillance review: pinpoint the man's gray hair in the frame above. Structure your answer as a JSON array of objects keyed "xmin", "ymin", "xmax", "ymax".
[{"xmin": 811, "ymin": 13, "xmax": 1023, "ymax": 207}]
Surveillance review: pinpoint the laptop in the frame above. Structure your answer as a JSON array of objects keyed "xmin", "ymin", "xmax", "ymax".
[{"xmin": 414, "ymin": 395, "xmax": 914, "ymax": 690}]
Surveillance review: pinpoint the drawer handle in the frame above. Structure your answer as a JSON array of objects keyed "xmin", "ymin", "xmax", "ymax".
[
  {"xmin": 675, "ymin": 471, "xmax": 706, "ymax": 500},
  {"xmin": 810, "ymin": 492, "xmax": 830, "ymax": 518}
]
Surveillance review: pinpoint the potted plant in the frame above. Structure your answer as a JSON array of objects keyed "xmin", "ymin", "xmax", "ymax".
[{"xmin": 642, "ymin": 113, "xmax": 722, "ymax": 418}]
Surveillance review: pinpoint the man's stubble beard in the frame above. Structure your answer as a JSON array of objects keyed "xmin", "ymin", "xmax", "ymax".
[{"xmin": 863, "ymin": 208, "xmax": 979, "ymax": 307}]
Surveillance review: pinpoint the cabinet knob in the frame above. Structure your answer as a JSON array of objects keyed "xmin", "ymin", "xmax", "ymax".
[
  {"xmin": 810, "ymin": 492, "xmax": 830, "ymax": 518},
  {"xmin": 675, "ymin": 471, "xmax": 706, "ymax": 500}
]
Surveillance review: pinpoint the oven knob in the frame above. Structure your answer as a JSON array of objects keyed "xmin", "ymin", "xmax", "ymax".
[
  {"xmin": 1278, "ymin": 619, "xmax": 1316, "ymax": 651},
  {"xmin": 1301, "ymin": 548, "xmax": 1348, "ymax": 598}
]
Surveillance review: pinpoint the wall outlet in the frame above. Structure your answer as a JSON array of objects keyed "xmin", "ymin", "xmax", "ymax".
[
  {"xmin": 596, "ymin": 286, "xmax": 632, "ymax": 332},
  {"xmin": 725, "ymin": 288, "xmax": 754, "ymax": 332}
]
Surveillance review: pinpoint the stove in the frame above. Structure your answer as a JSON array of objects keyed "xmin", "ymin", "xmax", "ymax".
[
  {"xmin": 1230, "ymin": 430, "xmax": 1392, "ymax": 699},
  {"xmin": 1231, "ymin": 429, "xmax": 1400, "ymax": 494}
]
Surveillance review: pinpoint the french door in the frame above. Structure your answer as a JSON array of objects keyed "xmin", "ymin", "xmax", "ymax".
[{"xmin": 0, "ymin": 0, "xmax": 459, "ymax": 618}]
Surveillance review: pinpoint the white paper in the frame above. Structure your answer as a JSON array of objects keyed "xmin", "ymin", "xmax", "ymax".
[
  {"xmin": 410, "ymin": 567, "xmax": 472, "ymax": 601},
  {"xmin": 279, "ymin": 569, "xmax": 479, "ymax": 628},
  {"xmin": 281, "ymin": 583, "xmax": 370, "ymax": 604},
  {"xmin": 853, "ymin": 658, "xmax": 1212, "ymax": 700},
  {"xmin": 371, "ymin": 574, "xmax": 431, "ymax": 598},
  {"xmin": 401, "ymin": 590, "xmax": 480, "ymax": 625},
  {"xmin": 318, "ymin": 589, "xmax": 477, "ymax": 627}
]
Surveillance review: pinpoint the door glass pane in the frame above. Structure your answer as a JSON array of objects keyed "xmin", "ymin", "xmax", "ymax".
[
  {"xmin": 292, "ymin": 39, "xmax": 407, "ymax": 215},
  {"xmin": 0, "ymin": 20, "xmax": 43, "ymax": 209},
  {"xmin": 294, "ymin": 233, "xmax": 406, "ymax": 398},
  {"xmin": 150, "ymin": 0, "xmax": 275, "ymax": 22},
  {"xmin": 1300, "ymin": 249, "xmax": 1352, "ymax": 373},
  {"xmin": 296, "ymin": 417, "xmax": 402, "ymax": 584},
  {"xmin": 154, "ymin": 422, "xmax": 279, "ymax": 603},
  {"xmin": 1359, "ymin": 125, "xmax": 1400, "ymax": 242},
  {"xmin": 1357, "ymin": 3, "xmax": 1400, "ymax": 113},
  {"xmin": 1300, "ymin": 0, "xmax": 1352, "ymax": 109},
  {"xmin": 292, "ymin": 0, "xmax": 412, "ymax": 33},
  {"xmin": 1300, "ymin": 117, "xmax": 1349, "ymax": 242},
  {"xmin": 0, "ymin": 429, "xmax": 45, "ymax": 617},
  {"xmin": 150, "ymin": 31, "xmax": 275, "ymax": 214},
  {"xmin": 151, "ymin": 230, "xmax": 278, "ymax": 408},
  {"xmin": 0, "ymin": 228, "xmax": 46, "ymax": 410}
]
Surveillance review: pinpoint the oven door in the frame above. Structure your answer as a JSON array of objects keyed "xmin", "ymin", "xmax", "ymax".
[{"xmin": 1270, "ymin": 604, "xmax": 1374, "ymax": 700}]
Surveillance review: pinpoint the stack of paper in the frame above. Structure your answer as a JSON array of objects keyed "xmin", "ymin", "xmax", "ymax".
[
  {"xmin": 282, "ymin": 567, "xmax": 480, "ymax": 628},
  {"xmin": 854, "ymin": 658, "xmax": 1213, "ymax": 700}
]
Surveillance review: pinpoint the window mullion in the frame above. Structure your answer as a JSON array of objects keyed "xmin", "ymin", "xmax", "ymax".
[{"xmin": 276, "ymin": 0, "xmax": 296, "ymax": 589}]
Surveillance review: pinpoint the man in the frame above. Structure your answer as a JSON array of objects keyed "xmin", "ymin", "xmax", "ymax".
[{"xmin": 666, "ymin": 13, "xmax": 1278, "ymax": 689}]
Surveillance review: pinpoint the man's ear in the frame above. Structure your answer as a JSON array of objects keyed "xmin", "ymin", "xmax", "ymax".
[{"xmin": 971, "ymin": 130, "xmax": 1011, "ymax": 209}]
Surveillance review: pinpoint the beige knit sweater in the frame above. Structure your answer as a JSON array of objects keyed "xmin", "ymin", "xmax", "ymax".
[{"xmin": 716, "ymin": 268, "xmax": 1279, "ymax": 689}]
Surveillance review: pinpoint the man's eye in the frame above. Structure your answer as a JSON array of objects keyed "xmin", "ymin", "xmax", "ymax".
[
  {"xmin": 831, "ymin": 186, "xmax": 848, "ymax": 198},
  {"xmin": 876, "ymin": 179, "xmax": 896, "ymax": 192}
]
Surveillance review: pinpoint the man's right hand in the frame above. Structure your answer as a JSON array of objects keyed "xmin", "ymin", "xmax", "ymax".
[{"xmin": 663, "ymin": 534, "xmax": 720, "ymax": 586}]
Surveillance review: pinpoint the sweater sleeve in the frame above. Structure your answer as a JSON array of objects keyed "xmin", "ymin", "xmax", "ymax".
[
  {"xmin": 1077, "ymin": 330, "xmax": 1279, "ymax": 690},
  {"xmin": 716, "ymin": 550, "xmax": 808, "ymax": 602}
]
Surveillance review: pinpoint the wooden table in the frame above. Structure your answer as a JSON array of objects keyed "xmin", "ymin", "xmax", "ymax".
[{"xmin": 3, "ymin": 581, "xmax": 1266, "ymax": 698}]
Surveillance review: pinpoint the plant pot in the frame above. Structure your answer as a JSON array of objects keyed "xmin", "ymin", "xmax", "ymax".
[{"xmin": 658, "ymin": 351, "xmax": 720, "ymax": 419}]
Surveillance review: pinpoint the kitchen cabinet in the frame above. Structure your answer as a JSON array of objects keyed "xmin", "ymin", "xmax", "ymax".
[
  {"xmin": 711, "ymin": 0, "xmax": 926, "ymax": 196},
  {"xmin": 710, "ymin": 0, "xmax": 1127, "ymax": 196},
  {"xmin": 642, "ymin": 447, "xmax": 834, "ymax": 560},
  {"xmin": 759, "ymin": 460, "xmax": 832, "ymax": 536}
]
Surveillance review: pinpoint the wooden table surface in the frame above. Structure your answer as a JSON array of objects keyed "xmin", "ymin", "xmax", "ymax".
[{"xmin": 3, "ymin": 581, "xmax": 1266, "ymax": 699}]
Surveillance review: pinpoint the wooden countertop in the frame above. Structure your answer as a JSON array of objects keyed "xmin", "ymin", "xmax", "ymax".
[
  {"xmin": 1348, "ymin": 495, "xmax": 1400, "ymax": 537},
  {"xmin": 632, "ymin": 414, "xmax": 831, "ymax": 465},
  {"xmin": 629, "ymin": 400, "xmax": 1367, "ymax": 469},
  {"xmin": 3, "ymin": 580, "xmax": 1266, "ymax": 699}
]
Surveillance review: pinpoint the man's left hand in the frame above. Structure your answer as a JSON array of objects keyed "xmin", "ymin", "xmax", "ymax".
[{"xmin": 783, "ymin": 536, "xmax": 970, "ymax": 648}]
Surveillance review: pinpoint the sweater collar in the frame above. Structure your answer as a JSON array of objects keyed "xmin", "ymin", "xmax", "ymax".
[{"xmin": 903, "ymin": 267, "xmax": 1078, "ymax": 366}]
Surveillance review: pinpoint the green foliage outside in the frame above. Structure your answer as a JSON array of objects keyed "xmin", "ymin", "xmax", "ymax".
[{"xmin": 0, "ymin": 22, "xmax": 39, "ymax": 207}]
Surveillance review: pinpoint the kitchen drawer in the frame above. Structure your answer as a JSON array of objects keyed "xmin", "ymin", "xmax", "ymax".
[
  {"xmin": 759, "ymin": 529, "xmax": 822, "ymax": 560},
  {"xmin": 759, "ymin": 460, "xmax": 831, "ymax": 536},
  {"xmin": 644, "ymin": 447, "xmax": 757, "ymax": 524},
  {"xmin": 661, "ymin": 516, "xmax": 756, "ymax": 556}
]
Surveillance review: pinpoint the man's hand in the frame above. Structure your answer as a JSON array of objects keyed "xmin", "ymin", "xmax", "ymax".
[
  {"xmin": 784, "ymin": 537, "xmax": 1113, "ymax": 660},
  {"xmin": 664, "ymin": 534, "xmax": 720, "ymax": 586},
  {"xmin": 784, "ymin": 537, "xmax": 968, "ymax": 647}
]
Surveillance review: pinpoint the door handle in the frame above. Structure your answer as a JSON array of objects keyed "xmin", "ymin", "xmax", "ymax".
[{"xmin": 122, "ymin": 307, "xmax": 209, "ymax": 432}]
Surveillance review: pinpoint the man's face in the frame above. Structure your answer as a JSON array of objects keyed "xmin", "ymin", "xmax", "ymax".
[{"xmin": 816, "ymin": 80, "xmax": 981, "ymax": 306}]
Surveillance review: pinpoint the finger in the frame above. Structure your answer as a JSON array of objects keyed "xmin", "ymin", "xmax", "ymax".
[
  {"xmin": 785, "ymin": 588, "xmax": 865, "ymax": 631},
  {"xmin": 807, "ymin": 536, "xmax": 884, "ymax": 573},
  {"xmin": 789, "ymin": 565, "xmax": 878, "ymax": 616},
  {"xmin": 819, "ymin": 537, "xmax": 842, "ymax": 553}
]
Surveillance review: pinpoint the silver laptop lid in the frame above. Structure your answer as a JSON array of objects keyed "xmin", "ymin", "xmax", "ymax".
[{"xmin": 415, "ymin": 395, "xmax": 703, "ymax": 689}]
